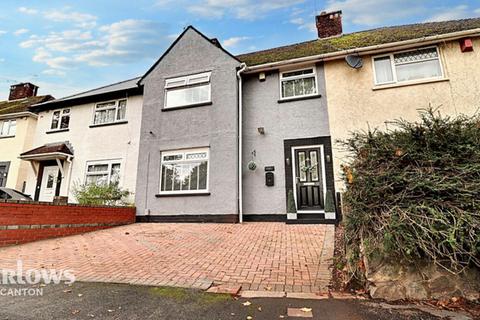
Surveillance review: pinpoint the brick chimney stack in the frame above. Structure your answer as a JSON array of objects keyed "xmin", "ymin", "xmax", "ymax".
[
  {"xmin": 8, "ymin": 83, "xmax": 38, "ymax": 101},
  {"xmin": 316, "ymin": 10, "xmax": 343, "ymax": 39}
]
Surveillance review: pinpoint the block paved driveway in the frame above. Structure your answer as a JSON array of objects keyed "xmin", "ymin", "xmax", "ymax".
[{"xmin": 0, "ymin": 223, "xmax": 334, "ymax": 293}]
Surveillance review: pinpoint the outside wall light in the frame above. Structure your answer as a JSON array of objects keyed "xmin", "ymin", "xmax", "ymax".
[{"xmin": 257, "ymin": 127, "xmax": 265, "ymax": 135}]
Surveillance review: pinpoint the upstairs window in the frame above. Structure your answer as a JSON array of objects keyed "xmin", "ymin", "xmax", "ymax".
[
  {"xmin": 160, "ymin": 148, "xmax": 209, "ymax": 194},
  {"xmin": 50, "ymin": 109, "xmax": 70, "ymax": 131},
  {"xmin": 93, "ymin": 99, "xmax": 127, "ymax": 125},
  {"xmin": 373, "ymin": 47, "xmax": 443, "ymax": 85},
  {"xmin": 280, "ymin": 68, "xmax": 318, "ymax": 100},
  {"xmin": 0, "ymin": 119, "xmax": 16, "ymax": 137},
  {"xmin": 164, "ymin": 72, "xmax": 211, "ymax": 109},
  {"xmin": 85, "ymin": 160, "xmax": 121, "ymax": 185}
]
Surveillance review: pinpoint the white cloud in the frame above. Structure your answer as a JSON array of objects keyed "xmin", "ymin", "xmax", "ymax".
[
  {"xmin": 18, "ymin": 7, "xmax": 38, "ymax": 15},
  {"xmin": 188, "ymin": 0, "xmax": 305, "ymax": 20},
  {"xmin": 21, "ymin": 19, "xmax": 169, "ymax": 70},
  {"xmin": 14, "ymin": 28, "xmax": 29, "ymax": 36},
  {"xmin": 290, "ymin": 17, "xmax": 305, "ymax": 25},
  {"xmin": 43, "ymin": 9, "xmax": 98, "ymax": 29},
  {"xmin": 426, "ymin": 5, "xmax": 476, "ymax": 22},
  {"xmin": 42, "ymin": 69, "xmax": 66, "ymax": 77},
  {"xmin": 222, "ymin": 36, "xmax": 250, "ymax": 48},
  {"xmin": 0, "ymin": 30, "xmax": 6, "ymax": 36}
]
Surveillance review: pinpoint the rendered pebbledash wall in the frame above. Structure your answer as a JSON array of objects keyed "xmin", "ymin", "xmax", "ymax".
[
  {"xmin": 241, "ymin": 64, "xmax": 332, "ymax": 216},
  {"xmin": 136, "ymin": 28, "xmax": 241, "ymax": 218}
]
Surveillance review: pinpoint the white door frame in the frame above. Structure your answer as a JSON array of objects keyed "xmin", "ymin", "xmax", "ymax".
[{"xmin": 291, "ymin": 144, "xmax": 327, "ymax": 214}]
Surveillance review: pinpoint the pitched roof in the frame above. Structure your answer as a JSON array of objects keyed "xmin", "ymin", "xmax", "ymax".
[
  {"xmin": 139, "ymin": 26, "xmax": 241, "ymax": 85},
  {"xmin": 0, "ymin": 95, "xmax": 54, "ymax": 116},
  {"xmin": 33, "ymin": 77, "xmax": 142, "ymax": 110},
  {"xmin": 237, "ymin": 18, "xmax": 480, "ymax": 66},
  {"xmin": 20, "ymin": 142, "xmax": 73, "ymax": 157}
]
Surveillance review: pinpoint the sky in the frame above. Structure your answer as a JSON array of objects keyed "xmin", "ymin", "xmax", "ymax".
[{"xmin": 0, "ymin": 0, "xmax": 479, "ymax": 100}]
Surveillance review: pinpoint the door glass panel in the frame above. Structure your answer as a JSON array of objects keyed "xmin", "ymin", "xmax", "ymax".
[
  {"xmin": 298, "ymin": 152, "xmax": 306, "ymax": 182},
  {"xmin": 310, "ymin": 151, "xmax": 319, "ymax": 181},
  {"xmin": 46, "ymin": 173, "xmax": 55, "ymax": 189}
]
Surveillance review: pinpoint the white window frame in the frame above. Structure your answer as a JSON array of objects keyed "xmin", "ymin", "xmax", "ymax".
[
  {"xmin": 164, "ymin": 72, "xmax": 212, "ymax": 109},
  {"xmin": 279, "ymin": 67, "xmax": 318, "ymax": 100},
  {"xmin": 91, "ymin": 99, "xmax": 127, "ymax": 126},
  {"xmin": 0, "ymin": 119, "xmax": 16, "ymax": 137},
  {"xmin": 84, "ymin": 159, "xmax": 123, "ymax": 186},
  {"xmin": 372, "ymin": 46, "xmax": 444, "ymax": 86},
  {"xmin": 159, "ymin": 147, "xmax": 210, "ymax": 195},
  {"xmin": 49, "ymin": 108, "xmax": 70, "ymax": 131}
]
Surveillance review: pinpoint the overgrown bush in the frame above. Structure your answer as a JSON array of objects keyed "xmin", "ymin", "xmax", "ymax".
[
  {"xmin": 72, "ymin": 181, "xmax": 131, "ymax": 206},
  {"xmin": 341, "ymin": 108, "xmax": 480, "ymax": 274}
]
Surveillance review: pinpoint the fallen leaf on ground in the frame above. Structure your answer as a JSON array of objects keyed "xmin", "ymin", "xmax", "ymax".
[
  {"xmin": 246, "ymin": 316, "xmax": 253, "ymax": 320},
  {"xmin": 279, "ymin": 316, "xmax": 285, "ymax": 319},
  {"xmin": 242, "ymin": 301, "xmax": 251, "ymax": 306},
  {"xmin": 257, "ymin": 307, "xmax": 262, "ymax": 312},
  {"xmin": 71, "ymin": 310, "xmax": 80, "ymax": 315},
  {"xmin": 107, "ymin": 310, "xmax": 114, "ymax": 313},
  {"xmin": 300, "ymin": 307, "xmax": 312, "ymax": 312},
  {"xmin": 78, "ymin": 294, "xmax": 83, "ymax": 297},
  {"xmin": 63, "ymin": 289, "xmax": 72, "ymax": 293}
]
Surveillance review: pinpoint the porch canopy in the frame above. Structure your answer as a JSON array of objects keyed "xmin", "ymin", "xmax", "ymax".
[{"xmin": 19, "ymin": 142, "xmax": 74, "ymax": 177}]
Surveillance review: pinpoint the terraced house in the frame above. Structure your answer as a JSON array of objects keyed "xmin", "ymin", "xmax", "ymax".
[
  {"xmin": 135, "ymin": 13, "xmax": 480, "ymax": 224},
  {"xmin": 0, "ymin": 83, "xmax": 53, "ymax": 191},
  {"xmin": 9, "ymin": 12, "xmax": 480, "ymax": 224}
]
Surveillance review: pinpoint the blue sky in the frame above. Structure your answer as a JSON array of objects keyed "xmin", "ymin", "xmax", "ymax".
[{"xmin": 1, "ymin": 0, "xmax": 479, "ymax": 100}]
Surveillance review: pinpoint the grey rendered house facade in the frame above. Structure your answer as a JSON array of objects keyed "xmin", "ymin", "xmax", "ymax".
[{"xmin": 135, "ymin": 26, "xmax": 336, "ymax": 223}]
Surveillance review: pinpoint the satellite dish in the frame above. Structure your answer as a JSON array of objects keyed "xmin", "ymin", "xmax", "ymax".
[{"xmin": 345, "ymin": 55, "xmax": 363, "ymax": 69}]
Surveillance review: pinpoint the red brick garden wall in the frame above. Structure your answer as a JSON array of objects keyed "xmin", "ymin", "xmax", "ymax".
[{"xmin": 0, "ymin": 201, "xmax": 136, "ymax": 247}]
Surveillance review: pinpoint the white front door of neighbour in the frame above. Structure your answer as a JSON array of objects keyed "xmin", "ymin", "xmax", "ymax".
[{"xmin": 39, "ymin": 166, "xmax": 59, "ymax": 202}]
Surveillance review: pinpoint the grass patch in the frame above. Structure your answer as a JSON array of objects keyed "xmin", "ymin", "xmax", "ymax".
[{"xmin": 149, "ymin": 286, "xmax": 232, "ymax": 305}]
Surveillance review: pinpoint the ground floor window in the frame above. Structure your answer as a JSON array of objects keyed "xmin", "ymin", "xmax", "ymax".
[
  {"xmin": 85, "ymin": 160, "xmax": 121, "ymax": 185},
  {"xmin": 160, "ymin": 147, "xmax": 209, "ymax": 194}
]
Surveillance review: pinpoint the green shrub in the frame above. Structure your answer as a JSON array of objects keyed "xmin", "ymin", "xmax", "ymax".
[
  {"xmin": 72, "ymin": 181, "xmax": 131, "ymax": 206},
  {"xmin": 340, "ymin": 108, "xmax": 480, "ymax": 273}
]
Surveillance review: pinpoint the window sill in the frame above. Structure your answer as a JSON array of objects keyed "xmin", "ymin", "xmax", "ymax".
[
  {"xmin": 89, "ymin": 120, "xmax": 128, "ymax": 128},
  {"xmin": 372, "ymin": 78, "xmax": 449, "ymax": 91},
  {"xmin": 161, "ymin": 101, "xmax": 212, "ymax": 112},
  {"xmin": 155, "ymin": 192, "xmax": 211, "ymax": 197},
  {"xmin": 0, "ymin": 135, "xmax": 15, "ymax": 139},
  {"xmin": 46, "ymin": 128, "xmax": 69, "ymax": 134},
  {"xmin": 277, "ymin": 94, "xmax": 322, "ymax": 104}
]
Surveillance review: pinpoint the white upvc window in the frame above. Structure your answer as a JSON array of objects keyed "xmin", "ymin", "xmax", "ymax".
[
  {"xmin": 50, "ymin": 108, "xmax": 70, "ymax": 131},
  {"xmin": 0, "ymin": 119, "xmax": 16, "ymax": 137},
  {"xmin": 373, "ymin": 46, "xmax": 444, "ymax": 85},
  {"xmin": 159, "ymin": 147, "xmax": 209, "ymax": 194},
  {"xmin": 164, "ymin": 72, "xmax": 211, "ymax": 109},
  {"xmin": 280, "ymin": 67, "xmax": 318, "ymax": 100},
  {"xmin": 85, "ymin": 160, "xmax": 121, "ymax": 185},
  {"xmin": 93, "ymin": 99, "xmax": 127, "ymax": 125}
]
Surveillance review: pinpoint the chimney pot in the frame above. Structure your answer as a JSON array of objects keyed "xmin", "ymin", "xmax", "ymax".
[
  {"xmin": 8, "ymin": 82, "xmax": 38, "ymax": 101},
  {"xmin": 316, "ymin": 10, "xmax": 343, "ymax": 39}
]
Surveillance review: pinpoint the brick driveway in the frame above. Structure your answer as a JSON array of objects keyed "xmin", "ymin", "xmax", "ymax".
[{"xmin": 0, "ymin": 223, "xmax": 334, "ymax": 293}]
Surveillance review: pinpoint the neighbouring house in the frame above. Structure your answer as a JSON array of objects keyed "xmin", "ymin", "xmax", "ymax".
[
  {"xmin": 0, "ymin": 83, "xmax": 53, "ymax": 192},
  {"xmin": 239, "ymin": 12, "xmax": 480, "ymax": 191},
  {"xmin": 20, "ymin": 78, "xmax": 143, "ymax": 203}
]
